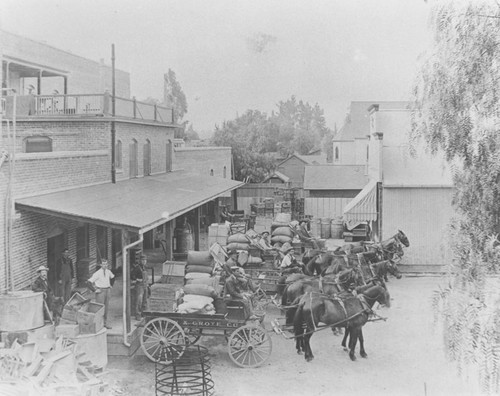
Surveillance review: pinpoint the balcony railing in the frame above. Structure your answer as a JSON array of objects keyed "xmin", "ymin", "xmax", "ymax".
[{"xmin": 4, "ymin": 93, "xmax": 174, "ymax": 124}]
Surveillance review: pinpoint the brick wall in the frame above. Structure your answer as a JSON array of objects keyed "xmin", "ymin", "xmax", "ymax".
[
  {"xmin": 114, "ymin": 122, "xmax": 175, "ymax": 181},
  {"xmin": 174, "ymin": 147, "xmax": 232, "ymax": 178}
]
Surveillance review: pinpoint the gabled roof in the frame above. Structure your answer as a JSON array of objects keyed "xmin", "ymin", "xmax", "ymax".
[
  {"xmin": 295, "ymin": 154, "xmax": 328, "ymax": 165},
  {"xmin": 303, "ymin": 165, "xmax": 368, "ymax": 190},
  {"xmin": 263, "ymin": 171, "xmax": 290, "ymax": 183},
  {"xmin": 334, "ymin": 101, "xmax": 409, "ymax": 141}
]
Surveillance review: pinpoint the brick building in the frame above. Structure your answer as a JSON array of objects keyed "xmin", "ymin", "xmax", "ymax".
[{"xmin": 0, "ymin": 30, "xmax": 241, "ymax": 352}]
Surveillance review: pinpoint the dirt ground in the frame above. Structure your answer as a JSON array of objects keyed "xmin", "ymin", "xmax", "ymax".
[{"xmin": 103, "ymin": 277, "xmax": 483, "ymax": 396}]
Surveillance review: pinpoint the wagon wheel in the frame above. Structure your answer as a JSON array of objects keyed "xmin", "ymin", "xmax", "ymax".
[
  {"xmin": 141, "ymin": 318, "xmax": 186, "ymax": 363},
  {"xmin": 183, "ymin": 327, "xmax": 202, "ymax": 345},
  {"xmin": 228, "ymin": 324, "xmax": 272, "ymax": 368}
]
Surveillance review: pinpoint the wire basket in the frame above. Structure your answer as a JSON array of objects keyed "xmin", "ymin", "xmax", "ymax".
[{"xmin": 155, "ymin": 345, "xmax": 214, "ymax": 396}]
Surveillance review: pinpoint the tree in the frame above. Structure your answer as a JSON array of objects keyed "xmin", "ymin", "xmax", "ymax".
[
  {"xmin": 164, "ymin": 69, "xmax": 188, "ymax": 123},
  {"xmin": 412, "ymin": 1, "xmax": 500, "ymax": 392}
]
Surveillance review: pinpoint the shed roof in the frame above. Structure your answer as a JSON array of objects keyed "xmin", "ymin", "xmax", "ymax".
[
  {"xmin": 303, "ymin": 165, "xmax": 368, "ymax": 190},
  {"xmin": 16, "ymin": 170, "xmax": 244, "ymax": 233}
]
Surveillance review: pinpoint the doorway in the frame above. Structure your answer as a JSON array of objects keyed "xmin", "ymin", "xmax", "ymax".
[{"xmin": 47, "ymin": 233, "xmax": 66, "ymax": 292}]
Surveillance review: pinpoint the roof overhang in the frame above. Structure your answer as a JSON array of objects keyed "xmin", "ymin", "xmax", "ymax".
[
  {"xmin": 343, "ymin": 179, "xmax": 378, "ymax": 222},
  {"xmin": 15, "ymin": 170, "xmax": 244, "ymax": 234}
]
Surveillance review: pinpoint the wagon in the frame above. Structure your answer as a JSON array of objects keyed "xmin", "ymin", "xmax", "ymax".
[{"xmin": 140, "ymin": 298, "xmax": 273, "ymax": 368}]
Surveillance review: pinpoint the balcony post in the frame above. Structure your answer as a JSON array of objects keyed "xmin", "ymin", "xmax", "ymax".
[
  {"xmin": 154, "ymin": 104, "xmax": 157, "ymax": 121},
  {"xmin": 133, "ymin": 96, "xmax": 136, "ymax": 119}
]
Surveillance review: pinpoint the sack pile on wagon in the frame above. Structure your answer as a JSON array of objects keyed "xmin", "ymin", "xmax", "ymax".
[{"xmin": 177, "ymin": 251, "xmax": 222, "ymax": 315}]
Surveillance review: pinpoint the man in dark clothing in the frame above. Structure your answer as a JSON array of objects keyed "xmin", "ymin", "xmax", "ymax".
[
  {"xmin": 32, "ymin": 265, "xmax": 54, "ymax": 320},
  {"xmin": 56, "ymin": 248, "xmax": 74, "ymax": 303},
  {"xmin": 222, "ymin": 249, "xmax": 239, "ymax": 281},
  {"xmin": 225, "ymin": 267, "xmax": 258, "ymax": 320},
  {"xmin": 130, "ymin": 254, "xmax": 149, "ymax": 320}
]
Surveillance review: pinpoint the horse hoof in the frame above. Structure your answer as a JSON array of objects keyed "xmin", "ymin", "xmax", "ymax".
[
  {"xmin": 343, "ymin": 347, "xmax": 348, "ymax": 352},
  {"xmin": 306, "ymin": 356, "xmax": 314, "ymax": 362},
  {"xmin": 297, "ymin": 351, "xmax": 303, "ymax": 355},
  {"xmin": 349, "ymin": 354, "xmax": 357, "ymax": 361},
  {"xmin": 361, "ymin": 353, "xmax": 368, "ymax": 358}
]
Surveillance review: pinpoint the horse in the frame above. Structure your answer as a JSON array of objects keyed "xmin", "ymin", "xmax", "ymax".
[
  {"xmin": 369, "ymin": 260, "xmax": 402, "ymax": 284},
  {"xmin": 293, "ymin": 284, "xmax": 390, "ymax": 362},
  {"xmin": 380, "ymin": 230, "xmax": 410, "ymax": 262}
]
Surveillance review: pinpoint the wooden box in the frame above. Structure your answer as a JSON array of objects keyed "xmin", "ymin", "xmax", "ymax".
[
  {"xmin": 62, "ymin": 292, "xmax": 88, "ymax": 322},
  {"xmin": 77, "ymin": 302, "xmax": 104, "ymax": 334},
  {"xmin": 148, "ymin": 297, "xmax": 175, "ymax": 312}
]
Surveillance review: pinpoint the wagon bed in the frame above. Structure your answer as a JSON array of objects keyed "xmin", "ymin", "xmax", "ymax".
[{"xmin": 140, "ymin": 301, "xmax": 273, "ymax": 368}]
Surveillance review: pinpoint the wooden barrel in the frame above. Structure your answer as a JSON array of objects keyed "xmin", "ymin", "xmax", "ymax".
[
  {"xmin": 0, "ymin": 291, "xmax": 44, "ymax": 331},
  {"xmin": 330, "ymin": 218, "xmax": 344, "ymax": 239},
  {"xmin": 320, "ymin": 218, "xmax": 331, "ymax": 239}
]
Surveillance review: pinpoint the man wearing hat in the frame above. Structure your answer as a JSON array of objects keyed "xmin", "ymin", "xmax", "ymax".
[
  {"xmin": 225, "ymin": 267, "xmax": 258, "ymax": 320},
  {"xmin": 88, "ymin": 259, "xmax": 115, "ymax": 329},
  {"xmin": 130, "ymin": 254, "xmax": 149, "ymax": 321},
  {"xmin": 222, "ymin": 249, "xmax": 239, "ymax": 281},
  {"xmin": 280, "ymin": 243, "xmax": 303, "ymax": 274},
  {"xmin": 32, "ymin": 265, "xmax": 54, "ymax": 319}
]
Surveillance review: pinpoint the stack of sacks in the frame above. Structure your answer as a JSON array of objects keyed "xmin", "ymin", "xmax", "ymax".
[
  {"xmin": 184, "ymin": 251, "xmax": 214, "ymax": 281},
  {"xmin": 176, "ymin": 283, "xmax": 219, "ymax": 314},
  {"xmin": 271, "ymin": 225, "xmax": 294, "ymax": 245},
  {"xmin": 226, "ymin": 233, "xmax": 251, "ymax": 252}
]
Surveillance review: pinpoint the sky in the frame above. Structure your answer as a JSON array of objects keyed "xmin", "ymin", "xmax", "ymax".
[{"xmin": 1, "ymin": 0, "xmax": 433, "ymax": 136}]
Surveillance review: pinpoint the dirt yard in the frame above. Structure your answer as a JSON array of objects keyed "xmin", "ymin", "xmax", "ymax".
[{"xmin": 103, "ymin": 277, "xmax": 482, "ymax": 396}]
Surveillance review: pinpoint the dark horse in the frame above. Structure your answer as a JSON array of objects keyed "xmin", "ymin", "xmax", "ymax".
[{"xmin": 293, "ymin": 284, "xmax": 390, "ymax": 362}]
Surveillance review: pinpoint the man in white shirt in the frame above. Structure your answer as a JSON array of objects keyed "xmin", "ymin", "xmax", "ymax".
[{"xmin": 88, "ymin": 259, "xmax": 115, "ymax": 329}]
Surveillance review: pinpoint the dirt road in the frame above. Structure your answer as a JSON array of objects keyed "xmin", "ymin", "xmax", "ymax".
[{"xmin": 104, "ymin": 277, "xmax": 482, "ymax": 396}]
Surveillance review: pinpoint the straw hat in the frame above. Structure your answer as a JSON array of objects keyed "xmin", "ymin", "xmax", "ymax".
[{"xmin": 37, "ymin": 265, "xmax": 49, "ymax": 272}]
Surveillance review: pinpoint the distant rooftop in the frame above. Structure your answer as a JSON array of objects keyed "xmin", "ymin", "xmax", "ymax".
[{"xmin": 304, "ymin": 164, "xmax": 368, "ymax": 190}]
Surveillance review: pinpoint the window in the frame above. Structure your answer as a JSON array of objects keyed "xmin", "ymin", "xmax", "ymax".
[
  {"xmin": 210, "ymin": 169, "xmax": 214, "ymax": 176},
  {"xmin": 115, "ymin": 140, "xmax": 122, "ymax": 170},
  {"xmin": 96, "ymin": 226, "xmax": 108, "ymax": 263},
  {"xmin": 334, "ymin": 146, "xmax": 339, "ymax": 162},
  {"xmin": 129, "ymin": 139, "xmax": 138, "ymax": 178},
  {"xmin": 25, "ymin": 136, "xmax": 52, "ymax": 153},
  {"xmin": 143, "ymin": 139, "xmax": 151, "ymax": 176},
  {"xmin": 223, "ymin": 166, "xmax": 227, "ymax": 178},
  {"xmin": 366, "ymin": 145, "xmax": 369, "ymax": 161},
  {"xmin": 166, "ymin": 140, "xmax": 173, "ymax": 172}
]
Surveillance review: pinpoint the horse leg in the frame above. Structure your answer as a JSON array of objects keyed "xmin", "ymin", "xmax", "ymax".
[
  {"xmin": 341, "ymin": 327, "xmax": 349, "ymax": 351},
  {"xmin": 359, "ymin": 328, "xmax": 367, "ymax": 358},
  {"xmin": 304, "ymin": 332, "xmax": 314, "ymax": 362},
  {"xmin": 348, "ymin": 327, "xmax": 359, "ymax": 361}
]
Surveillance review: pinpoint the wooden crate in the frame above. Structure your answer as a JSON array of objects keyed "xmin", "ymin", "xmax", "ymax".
[
  {"xmin": 148, "ymin": 297, "xmax": 175, "ymax": 312},
  {"xmin": 62, "ymin": 292, "xmax": 88, "ymax": 322},
  {"xmin": 77, "ymin": 302, "xmax": 104, "ymax": 334},
  {"xmin": 150, "ymin": 283, "xmax": 180, "ymax": 300},
  {"xmin": 246, "ymin": 269, "xmax": 281, "ymax": 294}
]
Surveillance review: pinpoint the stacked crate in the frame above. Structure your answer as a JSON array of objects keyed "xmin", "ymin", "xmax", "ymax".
[{"xmin": 148, "ymin": 283, "xmax": 181, "ymax": 312}]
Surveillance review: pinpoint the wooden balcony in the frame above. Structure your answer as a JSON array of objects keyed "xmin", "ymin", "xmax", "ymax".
[{"xmin": 3, "ymin": 93, "xmax": 174, "ymax": 124}]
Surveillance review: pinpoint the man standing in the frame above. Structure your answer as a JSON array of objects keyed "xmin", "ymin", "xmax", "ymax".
[
  {"xmin": 222, "ymin": 249, "xmax": 239, "ymax": 281},
  {"xmin": 225, "ymin": 267, "xmax": 258, "ymax": 320},
  {"xmin": 130, "ymin": 254, "xmax": 149, "ymax": 321},
  {"xmin": 32, "ymin": 265, "xmax": 54, "ymax": 319},
  {"xmin": 88, "ymin": 259, "xmax": 115, "ymax": 329},
  {"xmin": 56, "ymin": 248, "xmax": 74, "ymax": 303}
]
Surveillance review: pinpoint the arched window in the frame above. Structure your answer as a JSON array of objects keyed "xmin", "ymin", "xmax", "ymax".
[
  {"xmin": 129, "ymin": 139, "xmax": 138, "ymax": 178},
  {"xmin": 115, "ymin": 140, "xmax": 122, "ymax": 170},
  {"xmin": 210, "ymin": 169, "xmax": 214, "ymax": 176},
  {"xmin": 334, "ymin": 146, "xmax": 339, "ymax": 162},
  {"xmin": 24, "ymin": 136, "xmax": 52, "ymax": 153},
  {"xmin": 223, "ymin": 166, "xmax": 227, "ymax": 178},
  {"xmin": 143, "ymin": 139, "xmax": 151, "ymax": 176},
  {"xmin": 166, "ymin": 140, "xmax": 173, "ymax": 172}
]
